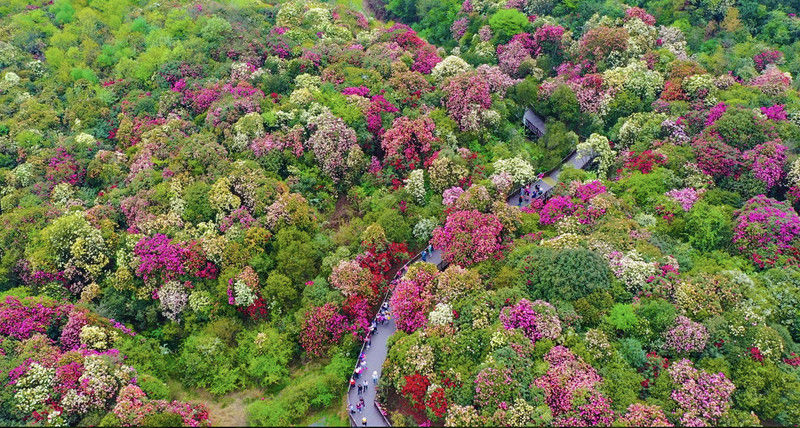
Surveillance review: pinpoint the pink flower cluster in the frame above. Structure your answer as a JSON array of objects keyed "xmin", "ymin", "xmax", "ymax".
[
  {"xmin": 733, "ymin": 195, "xmax": 800, "ymax": 268},
  {"xmin": 500, "ymin": 299, "xmax": 561, "ymax": 343},
  {"xmin": 704, "ymin": 102, "xmax": 727, "ymax": 127},
  {"xmin": 618, "ymin": 403, "xmax": 672, "ymax": 427},
  {"xmin": 753, "ymin": 50, "xmax": 783, "ymax": 72},
  {"xmin": 668, "ymin": 359, "xmax": 735, "ymax": 426},
  {"xmin": 761, "ymin": 104, "xmax": 787, "ymax": 121},
  {"xmin": 665, "ymin": 187, "xmax": 703, "ymax": 211},
  {"xmin": 451, "ymin": 18, "xmax": 469, "ymax": 41},
  {"xmin": 390, "ymin": 267, "xmax": 437, "ymax": 333},
  {"xmin": 114, "ymin": 384, "xmax": 210, "ymax": 426},
  {"xmin": 0, "ymin": 296, "xmax": 70, "ymax": 340},
  {"xmin": 381, "ymin": 116, "xmax": 437, "ymax": 171},
  {"xmin": 299, "ymin": 302, "xmax": 352, "ymax": 357},
  {"xmin": 664, "ymin": 316, "xmax": 708, "ymax": 354},
  {"xmin": 743, "ymin": 139, "xmax": 787, "ymax": 189},
  {"xmin": 535, "ymin": 346, "xmax": 614, "ymax": 426},
  {"xmin": 625, "ymin": 7, "xmax": 656, "ymax": 25},
  {"xmin": 47, "ymin": 147, "xmax": 85, "ymax": 187},
  {"xmin": 431, "ymin": 210, "xmax": 504, "ymax": 266}
]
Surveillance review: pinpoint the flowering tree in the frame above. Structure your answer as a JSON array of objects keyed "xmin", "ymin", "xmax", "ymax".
[
  {"xmin": 390, "ymin": 263, "xmax": 438, "ymax": 333},
  {"xmin": 307, "ymin": 111, "xmax": 359, "ymax": 183},
  {"xmin": 381, "ymin": 116, "xmax": 437, "ymax": 172},
  {"xmin": 299, "ymin": 303, "xmax": 351, "ymax": 357},
  {"xmin": 534, "ymin": 346, "xmax": 614, "ymax": 426},
  {"xmin": 500, "ymin": 299, "xmax": 561, "ymax": 343},
  {"xmin": 329, "ymin": 259, "xmax": 375, "ymax": 299},
  {"xmin": 431, "ymin": 210, "xmax": 504, "ymax": 266},
  {"xmin": 618, "ymin": 403, "xmax": 672, "ymax": 427},
  {"xmin": 742, "ymin": 140, "xmax": 787, "ymax": 189},
  {"xmin": 664, "ymin": 315, "xmax": 708, "ymax": 354},
  {"xmin": 668, "ymin": 359, "xmax": 735, "ymax": 426},
  {"xmin": 733, "ymin": 195, "xmax": 800, "ymax": 268}
]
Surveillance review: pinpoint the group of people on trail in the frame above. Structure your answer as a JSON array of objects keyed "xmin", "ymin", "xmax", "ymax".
[
  {"xmin": 420, "ymin": 244, "xmax": 434, "ymax": 262},
  {"xmin": 518, "ymin": 183, "xmax": 542, "ymax": 206},
  {"xmin": 348, "ymin": 253, "xmax": 433, "ymax": 426},
  {"xmin": 349, "ymin": 302, "xmax": 391, "ymax": 423}
]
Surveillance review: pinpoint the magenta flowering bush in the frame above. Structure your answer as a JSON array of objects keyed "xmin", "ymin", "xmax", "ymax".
[
  {"xmin": 761, "ymin": 104, "xmax": 787, "ymax": 121},
  {"xmin": 534, "ymin": 346, "xmax": 613, "ymax": 426},
  {"xmin": 299, "ymin": 302, "xmax": 351, "ymax": 357},
  {"xmin": 692, "ymin": 134, "xmax": 742, "ymax": 178},
  {"xmin": 473, "ymin": 367, "xmax": 515, "ymax": 410},
  {"xmin": 306, "ymin": 111, "xmax": 359, "ymax": 183},
  {"xmin": 0, "ymin": 297, "xmax": 206, "ymax": 426},
  {"xmin": 500, "ymin": 298, "xmax": 561, "ymax": 343},
  {"xmin": 664, "ymin": 315, "xmax": 708, "ymax": 354},
  {"xmin": 742, "ymin": 140, "xmax": 787, "ymax": 189},
  {"xmin": 668, "ymin": 359, "xmax": 735, "ymax": 426},
  {"xmin": 0, "ymin": 296, "xmax": 69, "ymax": 340},
  {"xmin": 390, "ymin": 264, "xmax": 438, "ymax": 333},
  {"xmin": 733, "ymin": 195, "xmax": 800, "ymax": 268},
  {"xmin": 431, "ymin": 210, "xmax": 504, "ymax": 266},
  {"xmin": 665, "ymin": 187, "xmax": 704, "ymax": 211}
]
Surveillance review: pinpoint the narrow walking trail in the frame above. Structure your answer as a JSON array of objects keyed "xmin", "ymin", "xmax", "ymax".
[{"xmin": 347, "ymin": 148, "xmax": 594, "ymax": 427}]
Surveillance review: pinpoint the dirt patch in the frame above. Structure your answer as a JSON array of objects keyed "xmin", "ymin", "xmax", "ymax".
[
  {"xmin": 177, "ymin": 388, "xmax": 261, "ymax": 427},
  {"xmin": 325, "ymin": 193, "xmax": 355, "ymax": 230}
]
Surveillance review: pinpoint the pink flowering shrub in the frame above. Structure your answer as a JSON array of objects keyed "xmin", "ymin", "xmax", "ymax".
[
  {"xmin": 573, "ymin": 180, "xmax": 607, "ymax": 203},
  {"xmin": 442, "ymin": 186, "xmax": 465, "ymax": 205},
  {"xmin": 750, "ymin": 66, "xmax": 792, "ymax": 96},
  {"xmin": 704, "ymin": 102, "xmax": 727, "ymax": 127},
  {"xmin": 442, "ymin": 72, "xmax": 492, "ymax": 131},
  {"xmin": 451, "ymin": 18, "xmax": 468, "ymax": 40},
  {"xmin": 743, "ymin": 140, "xmax": 787, "ymax": 189},
  {"xmin": 668, "ymin": 359, "xmax": 735, "ymax": 426},
  {"xmin": 665, "ymin": 188, "xmax": 704, "ymax": 211},
  {"xmin": 473, "ymin": 367, "xmax": 515, "ymax": 410},
  {"xmin": 330, "ymin": 259, "xmax": 375, "ymax": 299},
  {"xmin": 692, "ymin": 135, "xmax": 741, "ymax": 178},
  {"xmin": 381, "ymin": 116, "xmax": 437, "ymax": 171},
  {"xmin": 0, "ymin": 296, "xmax": 69, "ymax": 340},
  {"xmin": 134, "ymin": 234, "xmax": 214, "ymax": 283},
  {"xmin": 664, "ymin": 316, "xmax": 708, "ymax": 354},
  {"xmin": 754, "ymin": 50, "xmax": 784, "ymax": 72},
  {"xmin": 534, "ymin": 346, "xmax": 614, "ymax": 426},
  {"xmin": 625, "ymin": 7, "xmax": 656, "ymax": 25},
  {"xmin": 761, "ymin": 104, "xmax": 787, "ymax": 121},
  {"xmin": 47, "ymin": 147, "xmax": 85, "ymax": 187},
  {"xmin": 299, "ymin": 303, "xmax": 351, "ymax": 357},
  {"xmin": 389, "ymin": 264, "xmax": 437, "ymax": 333},
  {"xmin": 618, "ymin": 403, "xmax": 672, "ymax": 427},
  {"xmin": 204, "ymin": 82, "xmax": 264, "ymax": 128},
  {"xmin": 733, "ymin": 195, "xmax": 800, "ymax": 268},
  {"xmin": 114, "ymin": 385, "xmax": 210, "ymax": 426},
  {"xmin": 500, "ymin": 298, "xmax": 561, "ymax": 343},
  {"xmin": 431, "ymin": 210, "xmax": 504, "ymax": 266},
  {"xmin": 307, "ymin": 112, "xmax": 358, "ymax": 183}
]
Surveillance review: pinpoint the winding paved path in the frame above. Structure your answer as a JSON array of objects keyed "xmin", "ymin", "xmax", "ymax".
[{"xmin": 347, "ymin": 149, "xmax": 594, "ymax": 427}]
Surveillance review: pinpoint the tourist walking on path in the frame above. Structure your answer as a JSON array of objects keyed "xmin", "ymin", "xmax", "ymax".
[
  {"xmin": 362, "ymin": 417, "xmax": 367, "ymax": 427},
  {"xmin": 363, "ymin": 379, "xmax": 369, "ymax": 393},
  {"xmin": 358, "ymin": 383, "xmax": 363, "ymax": 395},
  {"xmin": 421, "ymin": 249, "xmax": 427, "ymax": 262},
  {"xmin": 372, "ymin": 371, "xmax": 379, "ymax": 385}
]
